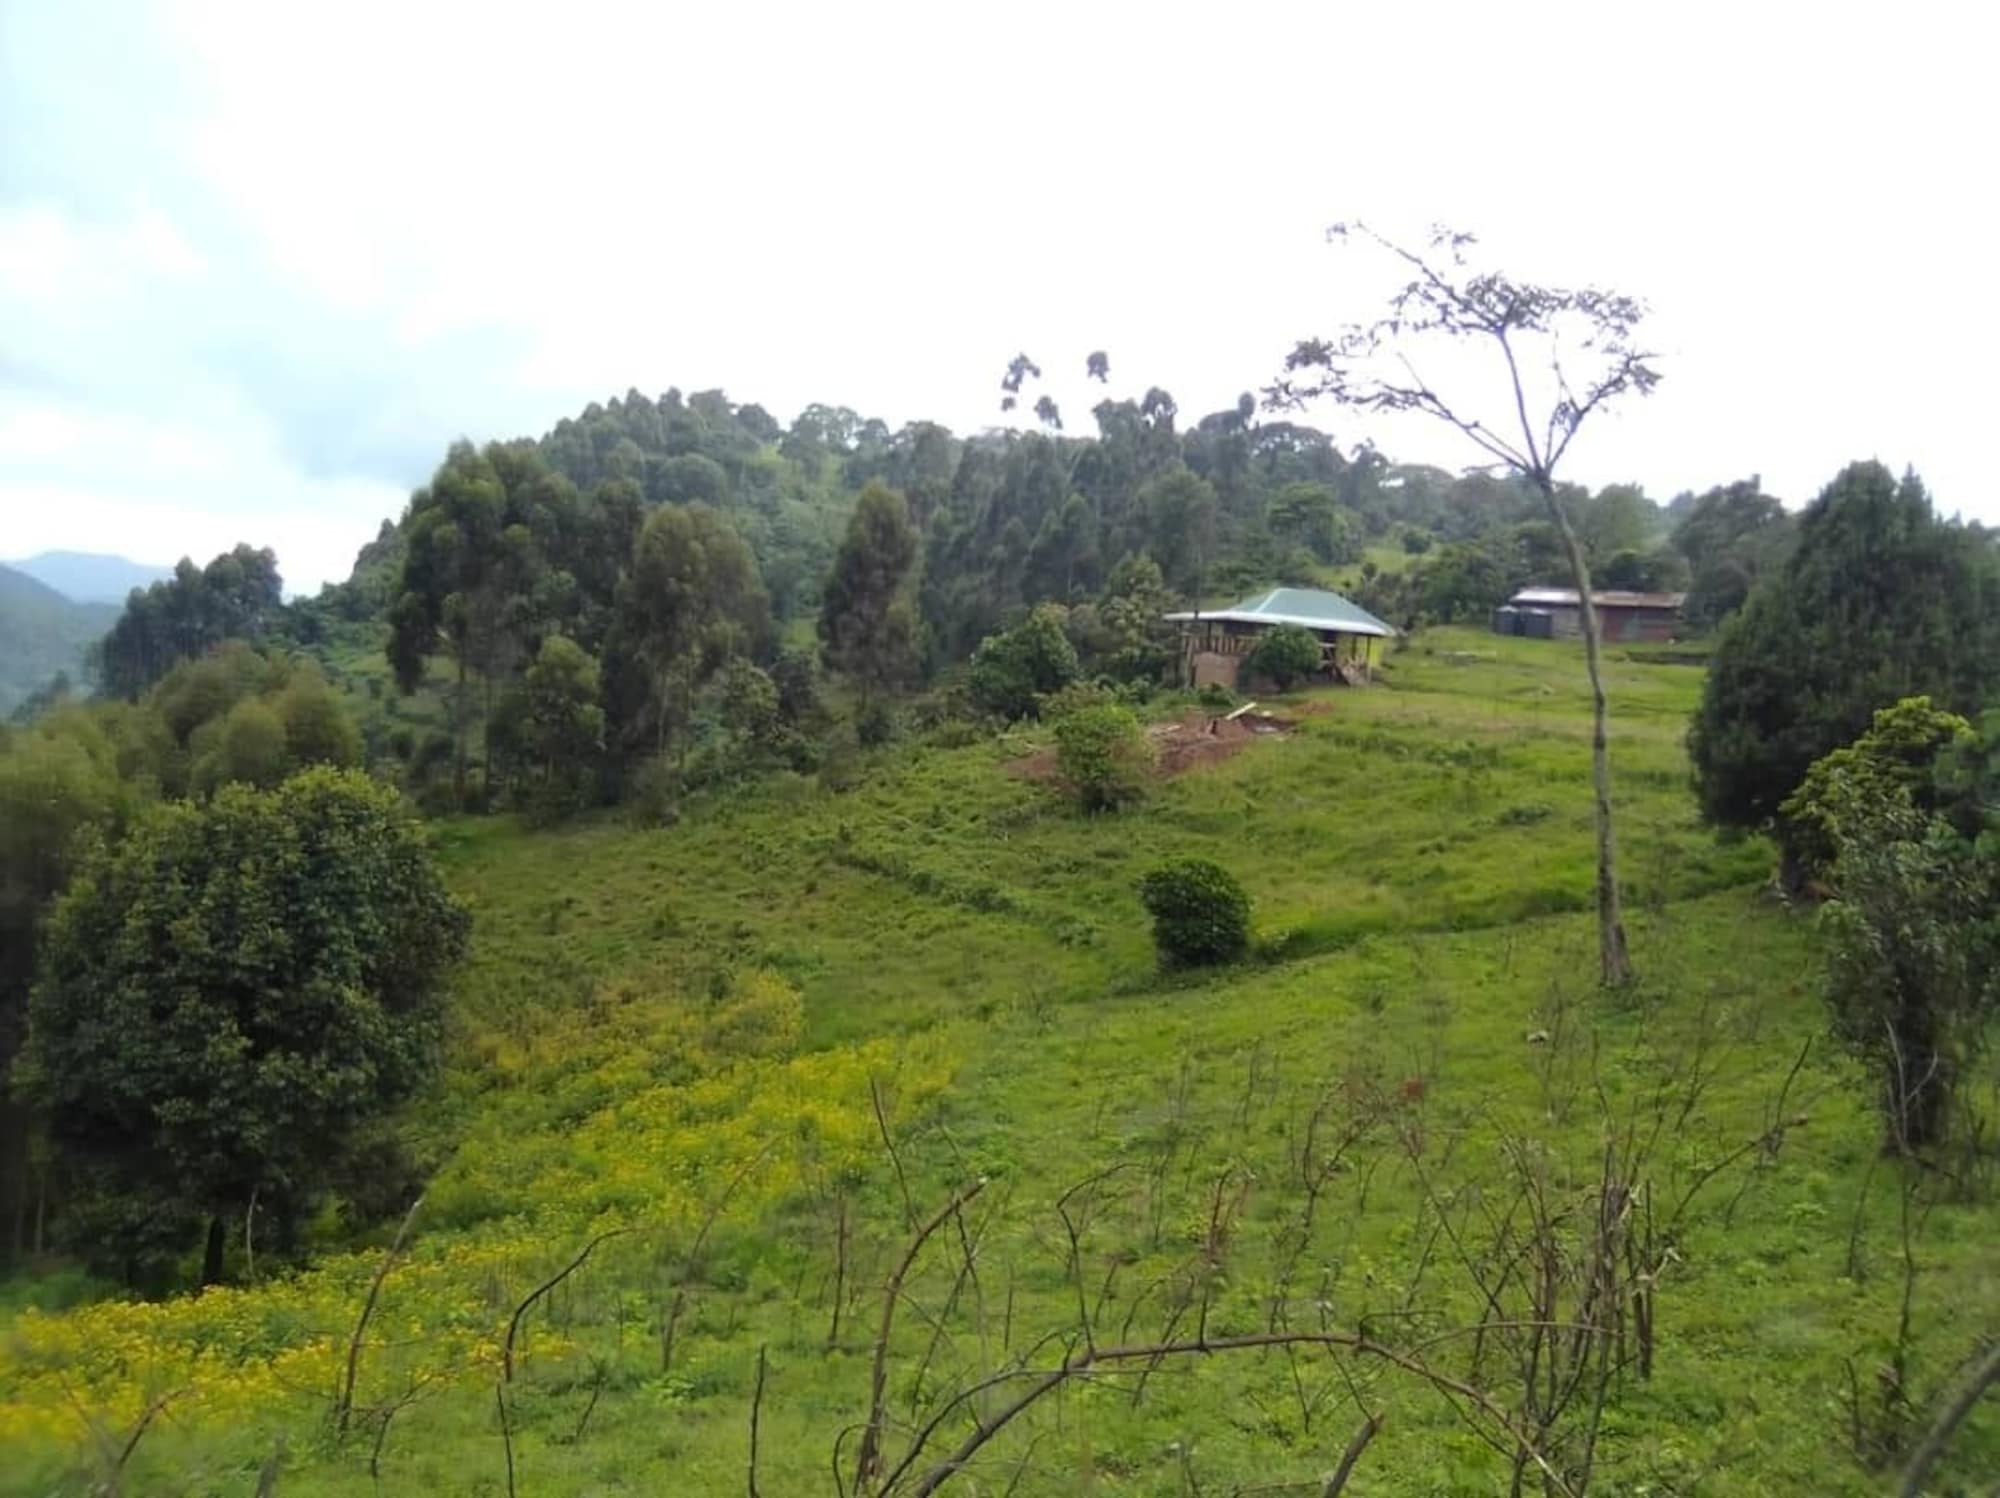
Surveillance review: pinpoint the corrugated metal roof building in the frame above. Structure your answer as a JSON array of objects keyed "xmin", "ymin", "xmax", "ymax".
[
  {"xmin": 1499, "ymin": 587, "xmax": 1685, "ymax": 643},
  {"xmin": 1165, "ymin": 587, "xmax": 1395, "ymax": 687}
]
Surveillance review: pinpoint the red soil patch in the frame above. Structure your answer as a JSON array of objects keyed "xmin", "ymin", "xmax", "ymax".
[{"xmin": 1008, "ymin": 708, "xmax": 1296, "ymax": 784}]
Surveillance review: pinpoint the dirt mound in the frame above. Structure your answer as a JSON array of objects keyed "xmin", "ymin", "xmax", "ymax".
[
  {"xmin": 1008, "ymin": 708, "xmax": 1295, "ymax": 784},
  {"xmin": 1149, "ymin": 708, "xmax": 1294, "ymax": 775}
]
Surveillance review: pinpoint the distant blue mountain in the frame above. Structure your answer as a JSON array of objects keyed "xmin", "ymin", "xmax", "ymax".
[
  {"xmin": 8, "ymin": 550, "xmax": 173, "ymax": 605},
  {"xmin": 0, "ymin": 563, "xmax": 119, "ymax": 716}
]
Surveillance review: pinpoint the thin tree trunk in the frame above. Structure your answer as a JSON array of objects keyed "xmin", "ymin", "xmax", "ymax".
[
  {"xmin": 453, "ymin": 654, "xmax": 469, "ymax": 808},
  {"xmin": 201, "ymin": 1213, "xmax": 227, "ymax": 1286},
  {"xmin": 1540, "ymin": 478, "xmax": 1633, "ymax": 986},
  {"xmin": 1899, "ymin": 1337, "xmax": 2000, "ymax": 1498},
  {"xmin": 5, "ymin": 1103, "xmax": 24, "ymax": 1264},
  {"xmin": 680, "ymin": 669, "xmax": 694, "ymax": 774},
  {"xmin": 482, "ymin": 672, "xmax": 496, "ymax": 807}
]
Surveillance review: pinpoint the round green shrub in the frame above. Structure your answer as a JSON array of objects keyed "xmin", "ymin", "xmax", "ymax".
[
  {"xmin": 1137, "ymin": 858, "xmax": 1251, "ymax": 967},
  {"xmin": 1246, "ymin": 623, "xmax": 1323, "ymax": 691},
  {"xmin": 968, "ymin": 605, "xmax": 1080, "ymax": 720},
  {"xmin": 855, "ymin": 699, "xmax": 897, "ymax": 747},
  {"xmin": 1054, "ymin": 704, "xmax": 1151, "ymax": 812}
]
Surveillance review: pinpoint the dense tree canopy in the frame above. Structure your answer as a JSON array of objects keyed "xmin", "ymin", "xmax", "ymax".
[
  {"xmin": 608, "ymin": 504, "xmax": 768, "ymax": 760},
  {"xmin": 38, "ymin": 374, "xmax": 1821, "ymax": 837},
  {"xmin": 819, "ymin": 482, "xmax": 921, "ymax": 703},
  {"xmin": 97, "ymin": 545, "xmax": 284, "ymax": 699},
  {"xmin": 1671, "ymin": 479, "xmax": 1793, "ymax": 630},
  {"xmin": 491, "ymin": 634, "xmax": 606, "ymax": 818},
  {"xmin": 18, "ymin": 768, "xmax": 468, "ymax": 1283},
  {"xmin": 1690, "ymin": 461, "xmax": 2000, "ymax": 845},
  {"xmin": 1791, "ymin": 701, "xmax": 1999, "ymax": 1149},
  {"xmin": 968, "ymin": 606, "xmax": 1081, "ymax": 721}
]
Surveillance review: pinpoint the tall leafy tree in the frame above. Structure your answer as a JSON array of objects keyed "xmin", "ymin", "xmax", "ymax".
[
  {"xmin": 1139, "ymin": 466, "xmax": 1219, "ymax": 595},
  {"xmin": 968, "ymin": 605, "xmax": 1080, "ymax": 720},
  {"xmin": 1026, "ymin": 494, "xmax": 1100, "ymax": 600},
  {"xmin": 1576, "ymin": 483, "xmax": 1660, "ymax": 567},
  {"xmin": 388, "ymin": 443, "xmax": 552, "ymax": 804},
  {"xmin": 97, "ymin": 545, "xmax": 284, "ymax": 699},
  {"xmin": 493, "ymin": 634, "xmax": 605, "ymax": 817},
  {"xmin": 1093, "ymin": 554, "xmax": 1177, "ymax": 682},
  {"xmin": 1689, "ymin": 460, "xmax": 2000, "ymax": 869},
  {"xmin": 190, "ymin": 698, "xmax": 288, "ymax": 795},
  {"xmin": 648, "ymin": 452, "xmax": 730, "ymax": 507},
  {"xmin": 818, "ymin": 482, "xmax": 921, "ymax": 704},
  {"xmin": 1271, "ymin": 223, "xmax": 1662, "ymax": 985},
  {"xmin": 0, "ymin": 718, "xmax": 129, "ymax": 1259},
  {"xmin": 1670, "ymin": 478, "xmax": 1792, "ymax": 630},
  {"xmin": 1267, "ymin": 482, "xmax": 1360, "ymax": 565},
  {"xmin": 612, "ymin": 504, "xmax": 768, "ymax": 758},
  {"xmin": 17, "ymin": 769, "xmax": 468, "ymax": 1285}
]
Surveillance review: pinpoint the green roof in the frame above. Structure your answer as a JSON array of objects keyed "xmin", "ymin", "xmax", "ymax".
[{"xmin": 1165, "ymin": 586, "xmax": 1395, "ymax": 638}]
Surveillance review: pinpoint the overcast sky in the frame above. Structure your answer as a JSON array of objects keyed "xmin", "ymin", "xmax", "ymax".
[{"xmin": 3, "ymin": 1, "xmax": 1992, "ymax": 595}]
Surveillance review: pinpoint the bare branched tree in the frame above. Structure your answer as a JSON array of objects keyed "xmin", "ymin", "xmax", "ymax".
[{"xmin": 1268, "ymin": 223, "xmax": 1662, "ymax": 985}]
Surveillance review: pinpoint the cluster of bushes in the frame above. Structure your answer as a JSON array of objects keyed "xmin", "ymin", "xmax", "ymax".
[
  {"xmin": 1685, "ymin": 461, "xmax": 2000, "ymax": 1159},
  {"xmin": 966, "ymin": 596, "xmax": 1175, "ymax": 724}
]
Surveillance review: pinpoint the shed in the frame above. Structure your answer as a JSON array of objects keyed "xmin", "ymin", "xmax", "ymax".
[
  {"xmin": 1165, "ymin": 586, "xmax": 1396, "ymax": 688},
  {"xmin": 1502, "ymin": 587, "xmax": 1685, "ymax": 644}
]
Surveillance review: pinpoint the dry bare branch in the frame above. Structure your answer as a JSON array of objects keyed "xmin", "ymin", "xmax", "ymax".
[
  {"xmin": 897, "ymin": 1328, "xmax": 1574, "ymax": 1498},
  {"xmin": 1900, "ymin": 1337, "xmax": 2000, "ymax": 1498},
  {"xmin": 1322, "ymin": 1411, "xmax": 1382, "ymax": 1496},
  {"xmin": 748, "ymin": 1344, "xmax": 769, "ymax": 1498},
  {"xmin": 855, "ymin": 1178, "xmax": 989, "ymax": 1495},
  {"xmin": 335, "ymin": 1194, "xmax": 424, "ymax": 1437},
  {"xmin": 873, "ymin": 1075, "xmax": 919, "ymax": 1232},
  {"xmin": 504, "ymin": 1227, "xmax": 635, "ymax": 1383},
  {"xmin": 663, "ymin": 1138, "xmax": 781, "ymax": 1372}
]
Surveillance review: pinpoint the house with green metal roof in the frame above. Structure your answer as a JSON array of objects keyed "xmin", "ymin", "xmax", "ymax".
[{"xmin": 1164, "ymin": 586, "xmax": 1396, "ymax": 689}]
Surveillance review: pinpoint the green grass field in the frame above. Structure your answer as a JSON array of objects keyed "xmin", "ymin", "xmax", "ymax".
[
  {"xmin": 1312, "ymin": 541, "xmax": 1417, "ymax": 596},
  {"xmin": 4, "ymin": 629, "xmax": 1994, "ymax": 1495}
]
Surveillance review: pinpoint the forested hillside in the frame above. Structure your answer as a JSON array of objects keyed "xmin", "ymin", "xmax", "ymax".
[
  {"xmin": 5, "ymin": 297, "xmax": 1998, "ymax": 1497},
  {"xmin": 163, "ymin": 375, "xmax": 1785, "ymax": 821},
  {"xmin": 10, "ymin": 0, "xmax": 2000, "ymax": 1488},
  {"xmin": 0, "ymin": 565, "xmax": 116, "ymax": 717}
]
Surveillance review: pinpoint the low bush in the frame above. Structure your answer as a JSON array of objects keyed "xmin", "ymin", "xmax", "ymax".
[
  {"xmin": 855, "ymin": 699, "xmax": 897, "ymax": 747},
  {"xmin": 1246, "ymin": 624, "xmax": 1323, "ymax": 691},
  {"xmin": 1137, "ymin": 858, "xmax": 1251, "ymax": 967},
  {"xmin": 1054, "ymin": 704, "xmax": 1151, "ymax": 812},
  {"xmin": 1042, "ymin": 679, "xmax": 1119, "ymax": 720},
  {"xmin": 626, "ymin": 754, "xmax": 682, "ymax": 826}
]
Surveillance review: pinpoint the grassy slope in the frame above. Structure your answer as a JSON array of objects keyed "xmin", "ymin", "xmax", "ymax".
[
  {"xmin": 4, "ymin": 629, "xmax": 1995, "ymax": 1495},
  {"xmin": 1312, "ymin": 541, "xmax": 1416, "ymax": 596}
]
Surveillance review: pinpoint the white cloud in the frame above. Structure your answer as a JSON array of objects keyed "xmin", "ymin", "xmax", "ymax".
[{"xmin": 3, "ymin": 0, "xmax": 1995, "ymax": 597}]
